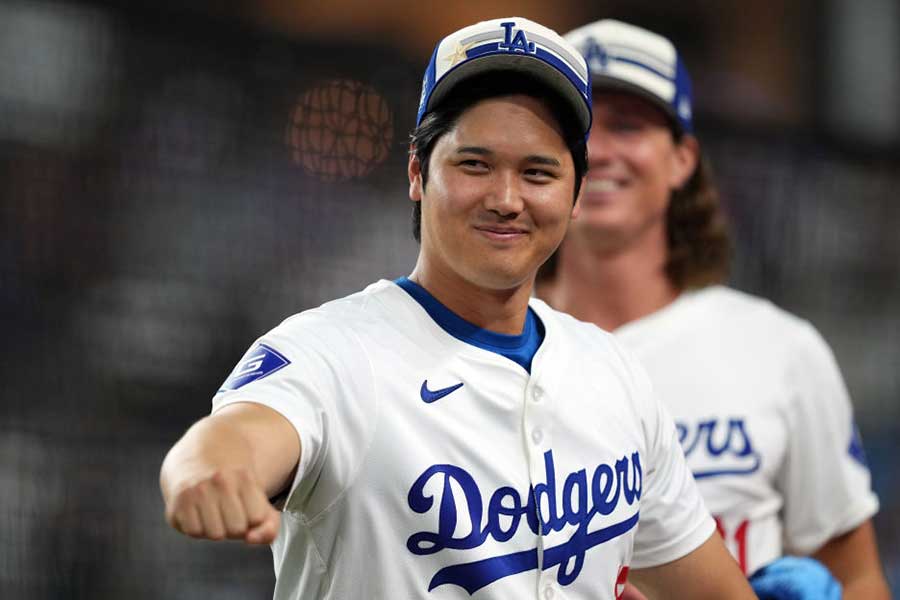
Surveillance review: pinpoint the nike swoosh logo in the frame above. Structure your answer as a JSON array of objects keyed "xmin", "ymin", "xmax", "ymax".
[{"xmin": 420, "ymin": 380, "xmax": 464, "ymax": 404}]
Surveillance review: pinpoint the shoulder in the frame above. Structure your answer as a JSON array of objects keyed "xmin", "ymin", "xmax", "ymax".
[
  {"xmin": 690, "ymin": 286, "xmax": 821, "ymax": 340},
  {"xmin": 277, "ymin": 280, "xmax": 402, "ymax": 335},
  {"xmin": 531, "ymin": 297, "xmax": 651, "ymax": 390},
  {"xmin": 693, "ymin": 288, "xmax": 845, "ymax": 403},
  {"xmin": 531, "ymin": 296, "xmax": 625, "ymax": 354},
  {"xmin": 261, "ymin": 280, "xmax": 412, "ymax": 361}
]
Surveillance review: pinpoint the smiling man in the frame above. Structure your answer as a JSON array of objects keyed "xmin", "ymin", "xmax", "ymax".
[
  {"xmin": 538, "ymin": 18, "xmax": 889, "ymax": 600},
  {"xmin": 160, "ymin": 16, "xmax": 755, "ymax": 600}
]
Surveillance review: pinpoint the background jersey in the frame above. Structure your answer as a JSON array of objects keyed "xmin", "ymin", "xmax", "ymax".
[
  {"xmin": 213, "ymin": 279, "xmax": 714, "ymax": 600},
  {"xmin": 615, "ymin": 285, "xmax": 879, "ymax": 575}
]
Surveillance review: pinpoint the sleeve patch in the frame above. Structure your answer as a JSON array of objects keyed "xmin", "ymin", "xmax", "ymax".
[
  {"xmin": 219, "ymin": 343, "xmax": 291, "ymax": 392},
  {"xmin": 848, "ymin": 423, "xmax": 869, "ymax": 468}
]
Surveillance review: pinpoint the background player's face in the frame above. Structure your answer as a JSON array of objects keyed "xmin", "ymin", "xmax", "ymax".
[
  {"xmin": 409, "ymin": 94, "xmax": 579, "ymax": 292},
  {"xmin": 567, "ymin": 91, "xmax": 696, "ymax": 251}
]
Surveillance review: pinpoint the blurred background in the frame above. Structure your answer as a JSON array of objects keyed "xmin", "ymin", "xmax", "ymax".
[{"xmin": 1, "ymin": 0, "xmax": 898, "ymax": 597}]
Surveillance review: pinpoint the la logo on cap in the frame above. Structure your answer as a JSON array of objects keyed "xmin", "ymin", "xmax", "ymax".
[
  {"xmin": 499, "ymin": 22, "xmax": 536, "ymax": 54},
  {"xmin": 583, "ymin": 38, "xmax": 610, "ymax": 70}
]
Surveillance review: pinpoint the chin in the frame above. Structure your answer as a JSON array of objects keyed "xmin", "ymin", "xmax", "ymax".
[
  {"xmin": 465, "ymin": 264, "xmax": 534, "ymax": 292},
  {"xmin": 571, "ymin": 214, "xmax": 629, "ymax": 237}
]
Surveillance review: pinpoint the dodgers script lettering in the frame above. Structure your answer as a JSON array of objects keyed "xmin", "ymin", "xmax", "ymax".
[{"xmin": 407, "ymin": 450, "xmax": 641, "ymax": 594}]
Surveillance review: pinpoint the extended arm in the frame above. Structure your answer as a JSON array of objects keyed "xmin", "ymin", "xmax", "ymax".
[
  {"xmin": 629, "ymin": 532, "xmax": 757, "ymax": 599},
  {"xmin": 159, "ymin": 402, "xmax": 301, "ymax": 544}
]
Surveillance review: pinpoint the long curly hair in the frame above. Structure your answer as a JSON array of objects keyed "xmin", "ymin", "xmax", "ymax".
[{"xmin": 664, "ymin": 154, "xmax": 731, "ymax": 289}]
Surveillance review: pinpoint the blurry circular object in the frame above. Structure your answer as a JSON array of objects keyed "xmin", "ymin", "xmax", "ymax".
[{"xmin": 286, "ymin": 79, "xmax": 393, "ymax": 181}]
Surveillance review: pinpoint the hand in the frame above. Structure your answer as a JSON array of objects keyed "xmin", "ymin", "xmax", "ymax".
[
  {"xmin": 164, "ymin": 467, "xmax": 281, "ymax": 545},
  {"xmin": 749, "ymin": 556, "xmax": 842, "ymax": 600}
]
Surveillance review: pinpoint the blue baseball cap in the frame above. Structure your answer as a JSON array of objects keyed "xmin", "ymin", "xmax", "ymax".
[
  {"xmin": 416, "ymin": 17, "xmax": 592, "ymax": 139},
  {"xmin": 564, "ymin": 20, "xmax": 694, "ymax": 134}
]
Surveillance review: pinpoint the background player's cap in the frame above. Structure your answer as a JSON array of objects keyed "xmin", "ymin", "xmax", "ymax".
[
  {"xmin": 564, "ymin": 19, "xmax": 694, "ymax": 134},
  {"xmin": 416, "ymin": 17, "xmax": 592, "ymax": 139}
]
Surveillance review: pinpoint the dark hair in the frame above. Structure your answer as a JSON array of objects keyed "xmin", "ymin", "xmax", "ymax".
[
  {"xmin": 538, "ymin": 148, "xmax": 731, "ymax": 289},
  {"xmin": 663, "ymin": 154, "xmax": 731, "ymax": 288},
  {"xmin": 409, "ymin": 72, "xmax": 588, "ymax": 242}
]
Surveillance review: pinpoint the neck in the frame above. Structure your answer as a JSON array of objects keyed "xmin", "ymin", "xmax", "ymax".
[
  {"xmin": 537, "ymin": 228, "xmax": 679, "ymax": 331},
  {"xmin": 409, "ymin": 262, "xmax": 534, "ymax": 335}
]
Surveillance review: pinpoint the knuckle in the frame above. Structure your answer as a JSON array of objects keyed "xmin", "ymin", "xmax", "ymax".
[
  {"xmin": 210, "ymin": 471, "xmax": 229, "ymax": 489},
  {"xmin": 234, "ymin": 467, "xmax": 254, "ymax": 486}
]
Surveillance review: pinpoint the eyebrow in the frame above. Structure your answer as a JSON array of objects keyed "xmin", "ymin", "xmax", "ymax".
[
  {"xmin": 454, "ymin": 146, "xmax": 561, "ymax": 167},
  {"xmin": 455, "ymin": 146, "xmax": 491, "ymax": 156}
]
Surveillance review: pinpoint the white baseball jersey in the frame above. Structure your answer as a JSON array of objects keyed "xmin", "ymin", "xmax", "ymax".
[
  {"xmin": 615, "ymin": 285, "xmax": 879, "ymax": 575},
  {"xmin": 213, "ymin": 279, "xmax": 714, "ymax": 600}
]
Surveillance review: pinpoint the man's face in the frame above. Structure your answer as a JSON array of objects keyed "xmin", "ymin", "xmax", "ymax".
[
  {"xmin": 568, "ymin": 91, "xmax": 696, "ymax": 250},
  {"xmin": 409, "ymin": 94, "xmax": 579, "ymax": 292}
]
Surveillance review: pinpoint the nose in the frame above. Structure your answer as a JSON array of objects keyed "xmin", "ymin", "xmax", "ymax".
[
  {"xmin": 586, "ymin": 124, "xmax": 615, "ymax": 167},
  {"xmin": 483, "ymin": 169, "xmax": 524, "ymax": 217}
]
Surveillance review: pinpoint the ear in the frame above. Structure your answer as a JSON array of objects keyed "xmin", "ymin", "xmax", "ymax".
[
  {"xmin": 408, "ymin": 146, "xmax": 423, "ymax": 203},
  {"xmin": 669, "ymin": 134, "xmax": 700, "ymax": 190},
  {"xmin": 571, "ymin": 176, "xmax": 585, "ymax": 220}
]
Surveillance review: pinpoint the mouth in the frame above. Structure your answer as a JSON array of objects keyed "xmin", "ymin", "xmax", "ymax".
[
  {"xmin": 585, "ymin": 178, "xmax": 626, "ymax": 194},
  {"xmin": 474, "ymin": 225, "xmax": 529, "ymax": 242}
]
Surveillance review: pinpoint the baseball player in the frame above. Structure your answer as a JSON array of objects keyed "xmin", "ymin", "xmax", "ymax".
[
  {"xmin": 160, "ymin": 17, "xmax": 756, "ymax": 599},
  {"xmin": 537, "ymin": 19, "xmax": 890, "ymax": 600}
]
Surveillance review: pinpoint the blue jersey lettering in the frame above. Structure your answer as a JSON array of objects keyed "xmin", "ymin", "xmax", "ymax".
[{"xmin": 407, "ymin": 450, "xmax": 641, "ymax": 593}]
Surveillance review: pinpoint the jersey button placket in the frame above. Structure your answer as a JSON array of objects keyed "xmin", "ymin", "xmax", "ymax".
[{"xmin": 524, "ymin": 380, "xmax": 553, "ymax": 595}]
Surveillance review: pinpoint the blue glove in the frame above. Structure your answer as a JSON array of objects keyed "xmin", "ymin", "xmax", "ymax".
[{"xmin": 749, "ymin": 556, "xmax": 842, "ymax": 600}]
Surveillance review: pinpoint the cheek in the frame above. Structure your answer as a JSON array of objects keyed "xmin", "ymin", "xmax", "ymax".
[
  {"xmin": 628, "ymin": 144, "xmax": 661, "ymax": 175},
  {"xmin": 632, "ymin": 148, "xmax": 675, "ymax": 194},
  {"xmin": 533, "ymin": 190, "xmax": 577, "ymax": 231},
  {"xmin": 432, "ymin": 170, "xmax": 479, "ymax": 213},
  {"xmin": 421, "ymin": 177, "xmax": 480, "ymax": 246}
]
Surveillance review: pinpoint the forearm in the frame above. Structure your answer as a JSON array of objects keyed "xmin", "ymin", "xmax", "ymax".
[
  {"xmin": 841, "ymin": 573, "xmax": 892, "ymax": 600},
  {"xmin": 160, "ymin": 416, "xmax": 257, "ymax": 504},
  {"xmin": 813, "ymin": 520, "xmax": 891, "ymax": 600},
  {"xmin": 161, "ymin": 405, "xmax": 296, "ymax": 544},
  {"xmin": 630, "ymin": 533, "xmax": 757, "ymax": 599}
]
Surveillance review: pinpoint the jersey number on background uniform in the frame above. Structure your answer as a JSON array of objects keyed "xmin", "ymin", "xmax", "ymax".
[{"xmin": 715, "ymin": 517, "xmax": 750, "ymax": 574}]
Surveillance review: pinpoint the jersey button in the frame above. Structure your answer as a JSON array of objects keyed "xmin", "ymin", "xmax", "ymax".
[
  {"xmin": 532, "ymin": 388, "xmax": 543, "ymax": 402},
  {"xmin": 531, "ymin": 428, "xmax": 544, "ymax": 445},
  {"xmin": 543, "ymin": 586, "xmax": 555, "ymax": 599}
]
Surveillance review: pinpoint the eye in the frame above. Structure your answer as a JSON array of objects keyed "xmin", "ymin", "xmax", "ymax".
[
  {"xmin": 458, "ymin": 159, "xmax": 489, "ymax": 172},
  {"xmin": 523, "ymin": 167, "xmax": 557, "ymax": 181}
]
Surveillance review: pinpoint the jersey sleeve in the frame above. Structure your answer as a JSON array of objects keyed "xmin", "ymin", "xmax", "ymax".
[
  {"xmin": 777, "ymin": 321, "xmax": 879, "ymax": 555},
  {"xmin": 624, "ymin": 350, "xmax": 717, "ymax": 569},
  {"xmin": 211, "ymin": 311, "xmax": 377, "ymax": 517}
]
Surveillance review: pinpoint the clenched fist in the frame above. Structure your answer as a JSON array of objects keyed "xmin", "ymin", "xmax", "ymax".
[{"xmin": 165, "ymin": 467, "xmax": 281, "ymax": 545}]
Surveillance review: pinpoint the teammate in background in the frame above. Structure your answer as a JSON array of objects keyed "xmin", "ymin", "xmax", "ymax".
[
  {"xmin": 160, "ymin": 17, "xmax": 756, "ymax": 600},
  {"xmin": 537, "ymin": 19, "xmax": 891, "ymax": 599}
]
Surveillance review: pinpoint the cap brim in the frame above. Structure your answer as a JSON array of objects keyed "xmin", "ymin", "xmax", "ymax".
[
  {"xmin": 426, "ymin": 53, "xmax": 592, "ymax": 137},
  {"xmin": 591, "ymin": 75, "xmax": 684, "ymax": 134}
]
